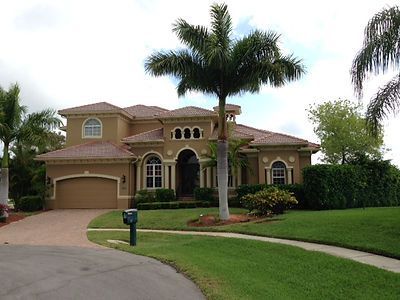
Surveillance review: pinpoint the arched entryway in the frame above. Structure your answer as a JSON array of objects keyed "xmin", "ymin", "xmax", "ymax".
[{"xmin": 176, "ymin": 149, "xmax": 199, "ymax": 196}]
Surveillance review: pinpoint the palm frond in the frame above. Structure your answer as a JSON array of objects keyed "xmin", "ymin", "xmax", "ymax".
[
  {"xmin": 173, "ymin": 19, "xmax": 209, "ymax": 57},
  {"xmin": 366, "ymin": 73, "xmax": 400, "ymax": 135},
  {"xmin": 351, "ymin": 6, "xmax": 400, "ymax": 97}
]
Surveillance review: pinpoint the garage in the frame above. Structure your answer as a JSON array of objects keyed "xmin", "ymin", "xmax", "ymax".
[{"xmin": 56, "ymin": 177, "xmax": 117, "ymax": 209}]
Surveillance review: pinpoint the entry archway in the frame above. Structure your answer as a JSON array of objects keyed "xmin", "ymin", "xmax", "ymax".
[{"xmin": 176, "ymin": 149, "xmax": 199, "ymax": 196}]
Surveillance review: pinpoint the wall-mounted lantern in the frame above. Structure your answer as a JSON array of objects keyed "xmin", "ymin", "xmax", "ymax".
[{"xmin": 121, "ymin": 175, "xmax": 126, "ymax": 184}]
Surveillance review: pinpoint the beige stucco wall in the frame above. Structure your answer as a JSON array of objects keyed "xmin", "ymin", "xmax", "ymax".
[
  {"xmin": 45, "ymin": 161, "xmax": 133, "ymax": 209},
  {"xmin": 129, "ymin": 120, "xmax": 163, "ymax": 136}
]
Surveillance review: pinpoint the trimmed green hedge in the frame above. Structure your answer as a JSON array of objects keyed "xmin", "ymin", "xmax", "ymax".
[
  {"xmin": 303, "ymin": 161, "xmax": 400, "ymax": 209},
  {"xmin": 155, "ymin": 189, "xmax": 176, "ymax": 202},
  {"xmin": 194, "ymin": 187, "xmax": 215, "ymax": 202},
  {"xmin": 137, "ymin": 200, "xmax": 207, "ymax": 210},
  {"xmin": 14, "ymin": 195, "xmax": 43, "ymax": 212}
]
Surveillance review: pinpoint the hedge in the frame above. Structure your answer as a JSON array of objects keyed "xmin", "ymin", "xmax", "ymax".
[
  {"xmin": 137, "ymin": 200, "xmax": 206, "ymax": 210},
  {"xmin": 302, "ymin": 161, "xmax": 400, "ymax": 210},
  {"xmin": 155, "ymin": 189, "xmax": 176, "ymax": 202},
  {"xmin": 14, "ymin": 195, "xmax": 43, "ymax": 212},
  {"xmin": 194, "ymin": 187, "xmax": 215, "ymax": 202}
]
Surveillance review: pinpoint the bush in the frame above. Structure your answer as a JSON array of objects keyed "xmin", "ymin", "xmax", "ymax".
[
  {"xmin": 135, "ymin": 190, "xmax": 156, "ymax": 204},
  {"xmin": 14, "ymin": 195, "xmax": 43, "ymax": 212},
  {"xmin": 242, "ymin": 187, "xmax": 298, "ymax": 215},
  {"xmin": 194, "ymin": 187, "xmax": 215, "ymax": 202},
  {"xmin": 228, "ymin": 196, "xmax": 242, "ymax": 208},
  {"xmin": 303, "ymin": 161, "xmax": 400, "ymax": 210},
  {"xmin": 237, "ymin": 184, "xmax": 305, "ymax": 208},
  {"xmin": 155, "ymin": 189, "xmax": 175, "ymax": 202},
  {"xmin": 137, "ymin": 201, "xmax": 204, "ymax": 210}
]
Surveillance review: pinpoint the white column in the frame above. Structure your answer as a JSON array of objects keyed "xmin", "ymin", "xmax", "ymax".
[
  {"xmin": 206, "ymin": 167, "xmax": 212, "ymax": 188},
  {"xmin": 200, "ymin": 164, "xmax": 205, "ymax": 188},
  {"xmin": 136, "ymin": 164, "xmax": 141, "ymax": 191},
  {"xmin": 287, "ymin": 167, "xmax": 293, "ymax": 184},
  {"xmin": 171, "ymin": 163, "xmax": 176, "ymax": 190},
  {"xmin": 213, "ymin": 167, "xmax": 217, "ymax": 187},
  {"xmin": 164, "ymin": 165, "xmax": 170, "ymax": 189},
  {"xmin": 266, "ymin": 167, "xmax": 271, "ymax": 185}
]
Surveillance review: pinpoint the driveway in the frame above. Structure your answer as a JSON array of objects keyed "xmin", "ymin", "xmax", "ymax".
[{"xmin": 0, "ymin": 210, "xmax": 204, "ymax": 299}]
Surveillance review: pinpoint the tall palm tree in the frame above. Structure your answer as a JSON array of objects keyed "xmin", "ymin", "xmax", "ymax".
[
  {"xmin": 145, "ymin": 3, "xmax": 304, "ymax": 219},
  {"xmin": 0, "ymin": 83, "xmax": 61, "ymax": 215},
  {"xmin": 351, "ymin": 6, "xmax": 400, "ymax": 135}
]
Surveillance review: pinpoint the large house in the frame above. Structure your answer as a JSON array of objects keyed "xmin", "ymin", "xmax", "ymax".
[{"xmin": 36, "ymin": 102, "xmax": 319, "ymax": 209}]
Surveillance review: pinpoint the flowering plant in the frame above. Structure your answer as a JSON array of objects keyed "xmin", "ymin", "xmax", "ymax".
[{"xmin": 0, "ymin": 203, "xmax": 9, "ymax": 216}]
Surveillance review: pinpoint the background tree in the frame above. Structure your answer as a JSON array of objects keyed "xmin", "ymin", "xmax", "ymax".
[
  {"xmin": 145, "ymin": 3, "xmax": 304, "ymax": 219},
  {"xmin": 351, "ymin": 6, "xmax": 400, "ymax": 135},
  {"xmin": 308, "ymin": 99, "xmax": 384, "ymax": 164},
  {"xmin": 0, "ymin": 83, "xmax": 61, "ymax": 214}
]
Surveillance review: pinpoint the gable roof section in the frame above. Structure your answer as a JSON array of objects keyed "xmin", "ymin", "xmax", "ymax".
[
  {"xmin": 123, "ymin": 105, "xmax": 168, "ymax": 118},
  {"xmin": 158, "ymin": 106, "xmax": 216, "ymax": 118},
  {"xmin": 36, "ymin": 141, "xmax": 135, "ymax": 161},
  {"xmin": 122, "ymin": 128, "xmax": 164, "ymax": 143}
]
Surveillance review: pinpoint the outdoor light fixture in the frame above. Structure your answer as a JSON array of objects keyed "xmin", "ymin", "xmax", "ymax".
[{"xmin": 121, "ymin": 175, "xmax": 126, "ymax": 183}]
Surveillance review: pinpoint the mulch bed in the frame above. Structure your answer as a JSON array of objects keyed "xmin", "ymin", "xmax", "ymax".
[
  {"xmin": 188, "ymin": 213, "xmax": 266, "ymax": 227},
  {"xmin": 0, "ymin": 213, "xmax": 26, "ymax": 228}
]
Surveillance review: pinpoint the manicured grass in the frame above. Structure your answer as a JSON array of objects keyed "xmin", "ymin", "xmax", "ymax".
[
  {"xmin": 89, "ymin": 207, "xmax": 400, "ymax": 258},
  {"xmin": 88, "ymin": 231, "xmax": 400, "ymax": 300},
  {"xmin": 88, "ymin": 207, "xmax": 247, "ymax": 229}
]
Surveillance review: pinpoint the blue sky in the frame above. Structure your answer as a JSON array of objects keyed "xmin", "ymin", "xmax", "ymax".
[{"xmin": 0, "ymin": 0, "xmax": 399, "ymax": 165}]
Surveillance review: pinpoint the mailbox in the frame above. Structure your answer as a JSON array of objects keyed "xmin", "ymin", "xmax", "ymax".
[{"xmin": 122, "ymin": 209, "xmax": 138, "ymax": 225}]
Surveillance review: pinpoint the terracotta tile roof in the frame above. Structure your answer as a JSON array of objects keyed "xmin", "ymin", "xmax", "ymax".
[
  {"xmin": 36, "ymin": 141, "xmax": 135, "ymax": 160},
  {"xmin": 59, "ymin": 102, "xmax": 121, "ymax": 115},
  {"xmin": 122, "ymin": 128, "xmax": 164, "ymax": 143},
  {"xmin": 213, "ymin": 104, "xmax": 242, "ymax": 111},
  {"xmin": 158, "ymin": 106, "xmax": 216, "ymax": 118},
  {"xmin": 123, "ymin": 105, "xmax": 168, "ymax": 118}
]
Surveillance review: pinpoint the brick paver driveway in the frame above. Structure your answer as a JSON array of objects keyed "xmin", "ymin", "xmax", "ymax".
[
  {"xmin": 0, "ymin": 210, "xmax": 204, "ymax": 299},
  {"xmin": 0, "ymin": 209, "xmax": 109, "ymax": 247}
]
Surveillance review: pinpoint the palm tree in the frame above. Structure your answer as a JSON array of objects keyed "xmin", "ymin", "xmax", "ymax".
[
  {"xmin": 0, "ymin": 83, "xmax": 61, "ymax": 215},
  {"xmin": 351, "ymin": 6, "xmax": 400, "ymax": 135},
  {"xmin": 145, "ymin": 3, "xmax": 304, "ymax": 219}
]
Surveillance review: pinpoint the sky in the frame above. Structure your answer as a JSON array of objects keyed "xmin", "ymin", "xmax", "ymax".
[{"xmin": 0, "ymin": 0, "xmax": 399, "ymax": 166}]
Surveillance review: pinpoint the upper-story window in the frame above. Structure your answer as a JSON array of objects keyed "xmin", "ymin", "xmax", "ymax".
[
  {"xmin": 83, "ymin": 118, "xmax": 102, "ymax": 138},
  {"xmin": 174, "ymin": 128, "xmax": 182, "ymax": 139},
  {"xmin": 193, "ymin": 128, "xmax": 201, "ymax": 139},
  {"xmin": 184, "ymin": 128, "xmax": 191, "ymax": 139},
  {"xmin": 271, "ymin": 161, "xmax": 286, "ymax": 185}
]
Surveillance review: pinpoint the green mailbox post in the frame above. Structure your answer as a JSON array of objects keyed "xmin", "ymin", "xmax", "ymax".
[{"xmin": 122, "ymin": 209, "xmax": 138, "ymax": 246}]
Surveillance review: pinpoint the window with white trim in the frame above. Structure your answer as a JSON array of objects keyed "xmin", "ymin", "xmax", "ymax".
[
  {"xmin": 83, "ymin": 118, "xmax": 101, "ymax": 137},
  {"xmin": 146, "ymin": 156, "xmax": 162, "ymax": 188},
  {"xmin": 271, "ymin": 161, "xmax": 286, "ymax": 185}
]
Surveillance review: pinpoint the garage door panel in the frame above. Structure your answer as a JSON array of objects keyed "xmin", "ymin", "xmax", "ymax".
[{"xmin": 57, "ymin": 177, "xmax": 117, "ymax": 208}]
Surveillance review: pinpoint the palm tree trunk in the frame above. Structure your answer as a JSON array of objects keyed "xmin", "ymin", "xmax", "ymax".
[
  {"xmin": 0, "ymin": 143, "xmax": 9, "ymax": 217},
  {"xmin": 217, "ymin": 97, "xmax": 230, "ymax": 220}
]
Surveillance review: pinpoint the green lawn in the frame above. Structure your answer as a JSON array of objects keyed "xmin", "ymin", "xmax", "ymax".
[
  {"xmin": 88, "ymin": 231, "xmax": 400, "ymax": 300},
  {"xmin": 89, "ymin": 207, "xmax": 400, "ymax": 258}
]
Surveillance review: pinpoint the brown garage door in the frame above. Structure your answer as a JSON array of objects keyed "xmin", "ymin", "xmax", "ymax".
[{"xmin": 57, "ymin": 177, "xmax": 117, "ymax": 208}]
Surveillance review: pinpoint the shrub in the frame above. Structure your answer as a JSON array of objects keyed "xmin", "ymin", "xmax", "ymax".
[
  {"xmin": 137, "ymin": 201, "xmax": 203, "ymax": 210},
  {"xmin": 242, "ymin": 187, "xmax": 298, "ymax": 215},
  {"xmin": 228, "ymin": 196, "xmax": 242, "ymax": 208},
  {"xmin": 155, "ymin": 189, "xmax": 175, "ymax": 202},
  {"xmin": 135, "ymin": 190, "xmax": 156, "ymax": 204},
  {"xmin": 194, "ymin": 187, "xmax": 215, "ymax": 202},
  {"xmin": 0, "ymin": 204, "xmax": 9, "ymax": 219},
  {"xmin": 14, "ymin": 195, "xmax": 43, "ymax": 212}
]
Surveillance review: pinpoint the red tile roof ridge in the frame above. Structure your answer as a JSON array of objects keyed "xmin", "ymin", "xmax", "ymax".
[{"xmin": 59, "ymin": 101, "xmax": 121, "ymax": 113}]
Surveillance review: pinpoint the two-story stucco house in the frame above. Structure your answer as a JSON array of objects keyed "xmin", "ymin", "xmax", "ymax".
[{"xmin": 36, "ymin": 102, "xmax": 319, "ymax": 209}]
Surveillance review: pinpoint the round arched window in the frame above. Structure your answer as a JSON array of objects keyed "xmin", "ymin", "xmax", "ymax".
[
  {"xmin": 146, "ymin": 156, "xmax": 162, "ymax": 188},
  {"xmin": 271, "ymin": 161, "xmax": 286, "ymax": 185},
  {"xmin": 83, "ymin": 118, "xmax": 102, "ymax": 137},
  {"xmin": 184, "ymin": 128, "xmax": 191, "ymax": 139},
  {"xmin": 174, "ymin": 128, "xmax": 182, "ymax": 139},
  {"xmin": 193, "ymin": 128, "xmax": 201, "ymax": 139}
]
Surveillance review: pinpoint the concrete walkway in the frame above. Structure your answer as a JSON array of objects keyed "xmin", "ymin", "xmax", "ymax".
[{"xmin": 88, "ymin": 228, "xmax": 400, "ymax": 273}]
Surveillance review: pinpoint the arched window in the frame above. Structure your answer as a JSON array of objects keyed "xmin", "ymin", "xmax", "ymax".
[
  {"xmin": 174, "ymin": 128, "xmax": 182, "ymax": 139},
  {"xmin": 145, "ymin": 156, "xmax": 162, "ymax": 188},
  {"xmin": 193, "ymin": 128, "xmax": 200, "ymax": 139},
  {"xmin": 271, "ymin": 161, "xmax": 286, "ymax": 185},
  {"xmin": 184, "ymin": 128, "xmax": 191, "ymax": 139},
  {"xmin": 83, "ymin": 118, "xmax": 102, "ymax": 137}
]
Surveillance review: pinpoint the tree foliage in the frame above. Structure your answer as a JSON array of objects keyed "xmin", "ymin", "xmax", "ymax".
[
  {"xmin": 351, "ymin": 5, "xmax": 400, "ymax": 135},
  {"xmin": 308, "ymin": 99, "xmax": 384, "ymax": 164},
  {"xmin": 145, "ymin": 3, "xmax": 304, "ymax": 219}
]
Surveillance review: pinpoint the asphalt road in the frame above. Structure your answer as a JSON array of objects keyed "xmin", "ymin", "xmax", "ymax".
[{"xmin": 0, "ymin": 244, "xmax": 205, "ymax": 300}]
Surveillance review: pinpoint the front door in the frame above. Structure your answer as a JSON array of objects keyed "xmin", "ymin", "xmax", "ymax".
[{"xmin": 177, "ymin": 150, "xmax": 199, "ymax": 196}]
